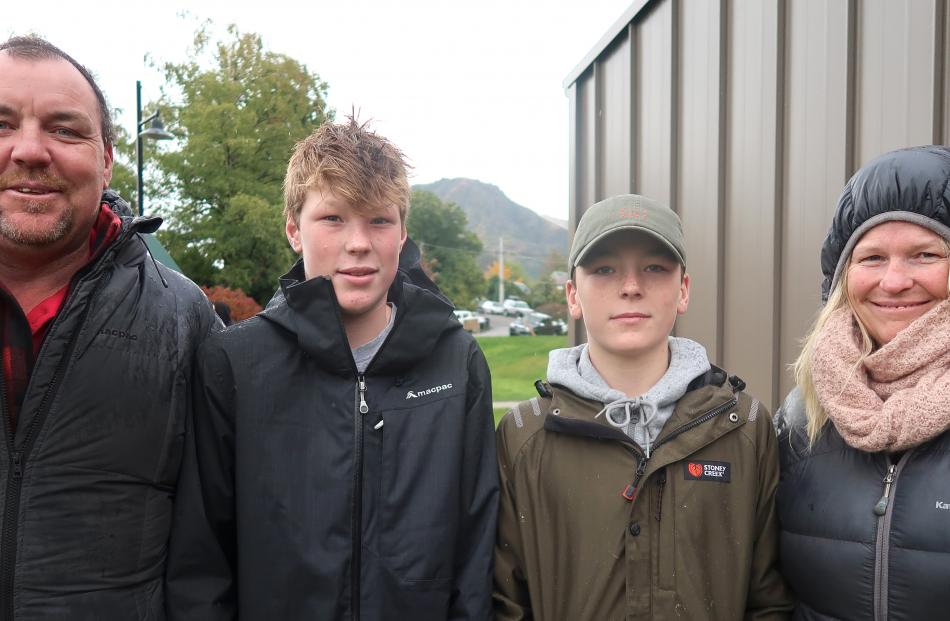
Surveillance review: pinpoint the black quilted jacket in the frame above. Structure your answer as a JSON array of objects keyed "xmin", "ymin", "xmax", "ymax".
[
  {"xmin": 0, "ymin": 191, "xmax": 217, "ymax": 620},
  {"xmin": 775, "ymin": 391, "xmax": 950, "ymax": 620}
]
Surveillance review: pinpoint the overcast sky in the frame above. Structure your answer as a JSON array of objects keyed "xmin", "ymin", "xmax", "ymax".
[{"xmin": 9, "ymin": 0, "xmax": 631, "ymax": 220}]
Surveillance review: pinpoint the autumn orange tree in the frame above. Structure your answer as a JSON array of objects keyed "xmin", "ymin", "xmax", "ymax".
[{"xmin": 202, "ymin": 285, "xmax": 262, "ymax": 322}]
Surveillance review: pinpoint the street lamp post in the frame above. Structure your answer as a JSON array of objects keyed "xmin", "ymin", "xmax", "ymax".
[{"xmin": 135, "ymin": 80, "xmax": 174, "ymax": 216}]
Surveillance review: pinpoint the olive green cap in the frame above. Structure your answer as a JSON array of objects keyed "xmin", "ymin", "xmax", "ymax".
[{"xmin": 569, "ymin": 194, "xmax": 686, "ymax": 270}]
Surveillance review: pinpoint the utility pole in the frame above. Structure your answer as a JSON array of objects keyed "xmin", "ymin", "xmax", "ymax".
[{"xmin": 498, "ymin": 237, "xmax": 505, "ymax": 303}]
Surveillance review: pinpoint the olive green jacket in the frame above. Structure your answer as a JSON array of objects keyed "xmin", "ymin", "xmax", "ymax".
[{"xmin": 493, "ymin": 369, "xmax": 792, "ymax": 621}]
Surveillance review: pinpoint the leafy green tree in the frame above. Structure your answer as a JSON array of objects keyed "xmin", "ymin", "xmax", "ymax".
[
  {"xmin": 152, "ymin": 25, "xmax": 332, "ymax": 303},
  {"xmin": 484, "ymin": 259, "xmax": 527, "ymax": 301},
  {"xmin": 407, "ymin": 190, "xmax": 485, "ymax": 309},
  {"xmin": 526, "ymin": 249, "xmax": 567, "ymax": 307},
  {"xmin": 541, "ymin": 248, "xmax": 567, "ymax": 278},
  {"xmin": 107, "ymin": 121, "xmax": 136, "ymax": 203}
]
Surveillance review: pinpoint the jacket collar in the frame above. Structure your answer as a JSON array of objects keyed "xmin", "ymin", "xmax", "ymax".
[
  {"xmin": 544, "ymin": 366, "xmax": 741, "ymax": 459},
  {"xmin": 260, "ymin": 241, "xmax": 457, "ymax": 377},
  {"xmin": 100, "ymin": 189, "xmax": 163, "ymax": 238}
]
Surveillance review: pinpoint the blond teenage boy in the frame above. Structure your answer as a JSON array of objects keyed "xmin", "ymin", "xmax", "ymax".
[
  {"xmin": 167, "ymin": 119, "xmax": 498, "ymax": 620},
  {"xmin": 493, "ymin": 195, "xmax": 791, "ymax": 620}
]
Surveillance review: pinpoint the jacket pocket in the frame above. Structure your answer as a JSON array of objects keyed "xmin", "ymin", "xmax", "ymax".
[{"xmin": 378, "ymin": 395, "xmax": 463, "ymax": 585}]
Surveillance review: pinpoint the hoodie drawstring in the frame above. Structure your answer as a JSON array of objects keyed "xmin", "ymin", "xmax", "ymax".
[{"xmin": 595, "ymin": 397, "xmax": 660, "ymax": 457}]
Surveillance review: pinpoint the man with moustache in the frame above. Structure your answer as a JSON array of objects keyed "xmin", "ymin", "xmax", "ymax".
[{"xmin": 0, "ymin": 36, "xmax": 216, "ymax": 619}]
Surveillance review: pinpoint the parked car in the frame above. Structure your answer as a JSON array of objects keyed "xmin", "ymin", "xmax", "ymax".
[
  {"xmin": 503, "ymin": 299, "xmax": 532, "ymax": 317},
  {"xmin": 509, "ymin": 312, "xmax": 567, "ymax": 336},
  {"xmin": 453, "ymin": 309, "xmax": 490, "ymax": 332},
  {"xmin": 479, "ymin": 300, "xmax": 505, "ymax": 315}
]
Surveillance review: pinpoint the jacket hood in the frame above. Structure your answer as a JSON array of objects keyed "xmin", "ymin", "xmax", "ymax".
[
  {"xmin": 820, "ymin": 145, "xmax": 950, "ymax": 301},
  {"xmin": 259, "ymin": 238, "xmax": 458, "ymax": 376},
  {"xmin": 547, "ymin": 337, "xmax": 711, "ymax": 456}
]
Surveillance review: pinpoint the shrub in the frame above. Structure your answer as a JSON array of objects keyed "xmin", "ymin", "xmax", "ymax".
[{"xmin": 202, "ymin": 285, "xmax": 263, "ymax": 322}]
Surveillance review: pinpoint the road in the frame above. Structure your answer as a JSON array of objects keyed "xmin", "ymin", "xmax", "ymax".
[{"xmin": 477, "ymin": 313, "xmax": 516, "ymax": 337}]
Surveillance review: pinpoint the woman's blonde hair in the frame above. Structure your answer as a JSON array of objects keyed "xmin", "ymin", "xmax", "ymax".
[
  {"xmin": 795, "ymin": 236, "xmax": 950, "ymax": 445},
  {"xmin": 792, "ymin": 268, "xmax": 874, "ymax": 446}
]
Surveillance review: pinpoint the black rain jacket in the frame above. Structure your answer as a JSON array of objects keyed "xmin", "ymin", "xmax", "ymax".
[
  {"xmin": 775, "ymin": 391, "xmax": 950, "ymax": 620},
  {"xmin": 0, "ymin": 191, "xmax": 218, "ymax": 620},
  {"xmin": 166, "ymin": 244, "xmax": 498, "ymax": 620}
]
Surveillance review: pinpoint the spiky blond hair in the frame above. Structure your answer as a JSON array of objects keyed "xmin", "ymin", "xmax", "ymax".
[{"xmin": 283, "ymin": 116, "xmax": 411, "ymax": 227}]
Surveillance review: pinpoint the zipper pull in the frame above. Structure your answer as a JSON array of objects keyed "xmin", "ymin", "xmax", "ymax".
[
  {"xmin": 621, "ymin": 456, "xmax": 648, "ymax": 502},
  {"xmin": 12, "ymin": 452, "xmax": 22, "ymax": 479},
  {"xmin": 873, "ymin": 464, "xmax": 896, "ymax": 516},
  {"xmin": 358, "ymin": 376, "xmax": 369, "ymax": 414},
  {"xmin": 655, "ymin": 471, "xmax": 667, "ymax": 521}
]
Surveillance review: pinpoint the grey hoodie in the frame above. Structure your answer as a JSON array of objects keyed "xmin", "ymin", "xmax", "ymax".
[{"xmin": 546, "ymin": 337, "xmax": 711, "ymax": 457}]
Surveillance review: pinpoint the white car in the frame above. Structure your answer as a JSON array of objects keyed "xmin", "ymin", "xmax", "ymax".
[
  {"xmin": 503, "ymin": 299, "xmax": 532, "ymax": 317},
  {"xmin": 479, "ymin": 300, "xmax": 505, "ymax": 315},
  {"xmin": 453, "ymin": 310, "xmax": 490, "ymax": 332}
]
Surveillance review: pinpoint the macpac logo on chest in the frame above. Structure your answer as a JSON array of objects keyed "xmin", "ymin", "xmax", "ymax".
[
  {"xmin": 406, "ymin": 383, "xmax": 453, "ymax": 400},
  {"xmin": 684, "ymin": 460, "xmax": 731, "ymax": 483},
  {"xmin": 98, "ymin": 328, "xmax": 138, "ymax": 341}
]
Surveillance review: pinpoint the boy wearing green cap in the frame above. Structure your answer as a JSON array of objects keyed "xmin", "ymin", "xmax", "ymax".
[{"xmin": 493, "ymin": 195, "xmax": 791, "ymax": 620}]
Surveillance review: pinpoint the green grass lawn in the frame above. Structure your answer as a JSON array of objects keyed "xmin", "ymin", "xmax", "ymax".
[
  {"xmin": 476, "ymin": 335, "xmax": 568, "ymax": 426},
  {"xmin": 492, "ymin": 408, "xmax": 509, "ymax": 426}
]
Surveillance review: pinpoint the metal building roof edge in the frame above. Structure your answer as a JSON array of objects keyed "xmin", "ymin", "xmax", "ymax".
[{"xmin": 562, "ymin": 0, "xmax": 655, "ymax": 90}]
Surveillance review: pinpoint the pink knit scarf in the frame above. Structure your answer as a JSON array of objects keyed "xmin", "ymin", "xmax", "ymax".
[{"xmin": 812, "ymin": 298, "xmax": 950, "ymax": 452}]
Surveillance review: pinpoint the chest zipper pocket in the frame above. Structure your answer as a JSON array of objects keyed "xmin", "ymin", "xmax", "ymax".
[{"xmin": 656, "ymin": 469, "xmax": 675, "ymax": 591}]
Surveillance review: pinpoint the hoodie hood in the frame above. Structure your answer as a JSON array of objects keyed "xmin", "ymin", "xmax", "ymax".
[{"xmin": 547, "ymin": 337, "xmax": 711, "ymax": 456}]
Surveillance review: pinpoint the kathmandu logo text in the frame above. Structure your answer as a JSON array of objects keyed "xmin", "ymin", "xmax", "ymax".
[
  {"xmin": 937, "ymin": 501, "xmax": 950, "ymax": 510},
  {"xmin": 406, "ymin": 383, "xmax": 453, "ymax": 400}
]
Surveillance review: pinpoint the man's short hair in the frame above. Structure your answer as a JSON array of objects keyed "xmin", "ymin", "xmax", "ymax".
[
  {"xmin": 283, "ymin": 117, "xmax": 411, "ymax": 226},
  {"xmin": 0, "ymin": 35, "xmax": 115, "ymax": 147}
]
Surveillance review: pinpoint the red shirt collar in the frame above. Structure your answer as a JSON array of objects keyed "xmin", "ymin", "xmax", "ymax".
[{"xmin": 24, "ymin": 203, "xmax": 122, "ymax": 340}]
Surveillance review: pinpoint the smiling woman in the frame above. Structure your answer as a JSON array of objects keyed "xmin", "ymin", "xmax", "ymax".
[
  {"xmin": 775, "ymin": 145, "xmax": 950, "ymax": 621},
  {"xmin": 845, "ymin": 221, "xmax": 950, "ymax": 346}
]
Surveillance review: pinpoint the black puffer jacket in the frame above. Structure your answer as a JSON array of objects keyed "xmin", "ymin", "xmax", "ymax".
[
  {"xmin": 0, "ymin": 191, "xmax": 217, "ymax": 620},
  {"xmin": 775, "ymin": 391, "xmax": 950, "ymax": 620},
  {"xmin": 778, "ymin": 145, "xmax": 950, "ymax": 620},
  {"xmin": 166, "ymin": 251, "xmax": 498, "ymax": 620},
  {"xmin": 819, "ymin": 145, "xmax": 950, "ymax": 301}
]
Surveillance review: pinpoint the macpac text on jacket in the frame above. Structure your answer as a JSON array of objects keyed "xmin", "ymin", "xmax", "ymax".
[
  {"xmin": 406, "ymin": 384, "xmax": 453, "ymax": 400},
  {"xmin": 99, "ymin": 328, "xmax": 138, "ymax": 340}
]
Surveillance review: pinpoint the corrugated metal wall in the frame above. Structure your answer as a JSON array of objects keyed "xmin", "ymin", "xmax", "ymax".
[{"xmin": 566, "ymin": 0, "xmax": 949, "ymax": 410}]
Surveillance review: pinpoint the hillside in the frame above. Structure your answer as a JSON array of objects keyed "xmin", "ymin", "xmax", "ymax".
[{"xmin": 413, "ymin": 178, "xmax": 569, "ymax": 280}]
